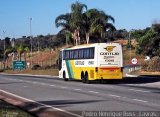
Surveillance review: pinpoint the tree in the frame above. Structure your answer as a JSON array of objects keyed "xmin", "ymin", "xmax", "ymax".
[
  {"xmin": 55, "ymin": 2, "xmax": 115, "ymax": 45},
  {"xmin": 5, "ymin": 37, "xmax": 11, "ymax": 49},
  {"xmin": 55, "ymin": 1, "xmax": 87, "ymax": 45},
  {"xmin": 84, "ymin": 9, "xmax": 115, "ymax": 43},
  {"xmin": 24, "ymin": 47, "xmax": 30, "ymax": 68},
  {"xmin": 134, "ymin": 27, "xmax": 159, "ymax": 57},
  {"xmin": 4, "ymin": 48, "xmax": 14, "ymax": 68},
  {"xmin": 55, "ymin": 13, "xmax": 73, "ymax": 44},
  {"xmin": 16, "ymin": 44, "xmax": 24, "ymax": 61},
  {"xmin": 70, "ymin": 1, "xmax": 87, "ymax": 45}
]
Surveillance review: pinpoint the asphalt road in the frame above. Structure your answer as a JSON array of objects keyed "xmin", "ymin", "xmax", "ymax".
[{"xmin": 0, "ymin": 74, "xmax": 160, "ymax": 117}]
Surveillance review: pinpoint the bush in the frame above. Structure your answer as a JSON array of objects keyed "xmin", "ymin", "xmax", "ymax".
[
  {"xmin": 32, "ymin": 64, "xmax": 41, "ymax": 70},
  {"xmin": 142, "ymin": 56, "xmax": 160, "ymax": 72},
  {"xmin": 141, "ymin": 60, "xmax": 149, "ymax": 71},
  {"xmin": 147, "ymin": 56, "xmax": 160, "ymax": 72},
  {"xmin": 51, "ymin": 64, "xmax": 58, "ymax": 69}
]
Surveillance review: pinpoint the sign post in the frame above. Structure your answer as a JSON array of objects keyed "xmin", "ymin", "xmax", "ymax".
[
  {"xmin": 13, "ymin": 61, "xmax": 26, "ymax": 70},
  {"xmin": 131, "ymin": 58, "xmax": 138, "ymax": 71},
  {"xmin": 131, "ymin": 58, "xmax": 138, "ymax": 65}
]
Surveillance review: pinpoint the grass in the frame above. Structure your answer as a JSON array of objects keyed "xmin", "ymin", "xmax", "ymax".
[
  {"xmin": 4, "ymin": 69, "xmax": 59, "ymax": 76},
  {"xmin": 0, "ymin": 100, "xmax": 34, "ymax": 117}
]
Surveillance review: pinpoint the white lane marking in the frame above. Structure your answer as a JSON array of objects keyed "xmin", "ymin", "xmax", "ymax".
[
  {"xmin": 3, "ymin": 78, "xmax": 18, "ymax": 81},
  {"xmin": 109, "ymin": 94, "xmax": 121, "ymax": 98},
  {"xmin": 128, "ymin": 89, "xmax": 150, "ymax": 93},
  {"xmin": 25, "ymin": 81, "xmax": 32, "ymax": 83},
  {"xmin": 3, "ymin": 78, "xmax": 14, "ymax": 80},
  {"xmin": 49, "ymin": 85, "xmax": 55, "ymax": 87},
  {"xmin": 61, "ymin": 86, "xmax": 67, "ymax": 89},
  {"xmin": 40, "ymin": 83, "xmax": 47, "ymax": 85},
  {"xmin": 0, "ymin": 90, "xmax": 81, "ymax": 117},
  {"xmin": 23, "ymin": 86, "xmax": 29, "ymax": 88},
  {"xmin": 74, "ymin": 89, "xmax": 82, "ymax": 91},
  {"xmin": 18, "ymin": 80, "xmax": 25, "ymax": 82},
  {"xmin": 32, "ymin": 82, "xmax": 38, "ymax": 84},
  {"xmin": 132, "ymin": 99, "xmax": 148, "ymax": 103},
  {"xmin": 88, "ymin": 91, "xmax": 99, "ymax": 94}
]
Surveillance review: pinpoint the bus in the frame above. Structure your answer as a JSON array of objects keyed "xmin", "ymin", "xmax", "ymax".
[{"xmin": 58, "ymin": 43, "xmax": 123, "ymax": 83}]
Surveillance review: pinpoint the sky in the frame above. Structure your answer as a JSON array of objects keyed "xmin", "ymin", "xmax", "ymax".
[{"xmin": 0, "ymin": 0, "xmax": 160, "ymax": 39}]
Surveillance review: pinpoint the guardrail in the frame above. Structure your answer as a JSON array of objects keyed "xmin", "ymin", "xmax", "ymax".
[{"xmin": 123, "ymin": 64, "xmax": 141, "ymax": 74}]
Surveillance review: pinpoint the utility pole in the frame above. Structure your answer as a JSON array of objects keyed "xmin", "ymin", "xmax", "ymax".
[
  {"xmin": 129, "ymin": 32, "xmax": 132, "ymax": 62},
  {"xmin": 29, "ymin": 18, "xmax": 33, "ymax": 68},
  {"xmin": 3, "ymin": 31, "xmax": 6, "ymax": 70},
  {"xmin": 38, "ymin": 37, "xmax": 40, "ymax": 65}
]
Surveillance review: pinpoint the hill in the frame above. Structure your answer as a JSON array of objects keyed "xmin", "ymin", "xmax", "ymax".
[{"xmin": 2, "ymin": 39, "xmax": 144, "ymax": 70}]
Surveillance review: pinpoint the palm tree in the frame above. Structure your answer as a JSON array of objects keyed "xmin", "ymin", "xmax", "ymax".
[
  {"xmin": 70, "ymin": 1, "xmax": 87, "ymax": 45},
  {"xmin": 16, "ymin": 44, "xmax": 24, "ymax": 61},
  {"xmin": 55, "ymin": 2, "xmax": 115, "ymax": 45},
  {"xmin": 85, "ymin": 9, "xmax": 115, "ymax": 43},
  {"xmin": 55, "ymin": 13, "xmax": 73, "ymax": 44},
  {"xmin": 4, "ymin": 48, "xmax": 14, "ymax": 68},
  {"xmin": 55, "ymin": 1, "xmax": 87, "ymax": 45}
]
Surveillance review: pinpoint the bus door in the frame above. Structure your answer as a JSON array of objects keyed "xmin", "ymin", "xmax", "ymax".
[{"xmin": 58, "ymin": 51, "xmax": 62, "ymax": 70}]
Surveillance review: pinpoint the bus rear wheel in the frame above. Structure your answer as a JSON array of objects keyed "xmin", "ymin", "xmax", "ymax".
[
  {"xmin": 63, "ymin": 71, "xmax": 68, "ymax": 81},
  {"xmin": 81, "ymin": 72, "xmax": 86, "ymax": 83},
  {"xmin": 85, "ymin": 72, "xmax": 91, "ymax": 84}
]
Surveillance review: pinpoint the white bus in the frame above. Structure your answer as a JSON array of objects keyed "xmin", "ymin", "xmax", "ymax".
[{"xmin": 58, "ymin": 43, "xmax": 123, "ymax": 83}]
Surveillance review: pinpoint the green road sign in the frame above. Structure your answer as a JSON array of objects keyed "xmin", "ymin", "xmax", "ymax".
[{"xmin": 13, "ymin": 61, "xmax": 26, "ymax": 70}]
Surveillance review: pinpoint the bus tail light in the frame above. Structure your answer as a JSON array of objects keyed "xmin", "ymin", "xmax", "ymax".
[{"xmin": 95, "ymin": 67, "xmax": 98, "ymax": 72}]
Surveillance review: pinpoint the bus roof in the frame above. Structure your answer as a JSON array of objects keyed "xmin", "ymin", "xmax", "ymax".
[{"xmin": 62, "ymin": 43, "xmax": 122, "ymax": 50}]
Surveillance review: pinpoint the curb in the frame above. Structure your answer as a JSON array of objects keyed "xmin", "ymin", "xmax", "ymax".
[
  {"xmin": 0, "ymin": 90, "xmax": 80, "ymax": 117},
  {"xmin": 125, "ymin": 73, "xmax": 138, "ymax": 77}
]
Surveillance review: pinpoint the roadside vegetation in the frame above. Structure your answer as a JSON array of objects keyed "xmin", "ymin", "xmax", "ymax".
[{"xmin": 131, "ymin": 24, "xmax": 160, "ymax": 72}]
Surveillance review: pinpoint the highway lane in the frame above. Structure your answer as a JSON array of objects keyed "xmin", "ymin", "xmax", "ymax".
[{"xmin": 0, "ymin": 74, "xmax": 160, "ymax": 116}]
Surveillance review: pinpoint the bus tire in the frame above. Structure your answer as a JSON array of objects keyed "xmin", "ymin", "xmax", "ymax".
[
  {"xmin": 81, "ymin": 72, "xmax": 86, "ymax": 83},
  {"xmin": 63, "ymin": 71, "xmax": 68, "ymax": 81},
  {"xmin": 85, "ymin": 72, "xmax": 91, "ymax": 84}
]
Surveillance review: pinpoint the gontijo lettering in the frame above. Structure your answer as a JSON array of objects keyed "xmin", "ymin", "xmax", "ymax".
[{"xmin": 100, "ymin": 52, "xmax": 119, "ymax": 55}]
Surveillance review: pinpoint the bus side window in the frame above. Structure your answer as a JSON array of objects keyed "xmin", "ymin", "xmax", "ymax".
[
  {"xmin": 84, "ymin": 49, "xmax": 88, "ymax": 59},
  {"xmin": 90, "ymin": 47, "xmax": 94, "ymax": 59},
  {"xmin": 79, "ymin": 49, "xmax": 83, "ymax": 59},
  {"xmin": 83, "ymin": 49, "xmax": 86, "ymax": 59},
  {"xmin": 70, "ymin": 50, "xmax": 74, "ymax": 59},
  {"xmin": 86, "ymin": 48, "xmax": 89, "ymax": 59},
  {"xmin": 74, "ymin": 50, "xmax": 78, "ymax": 59}
]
